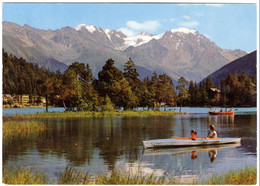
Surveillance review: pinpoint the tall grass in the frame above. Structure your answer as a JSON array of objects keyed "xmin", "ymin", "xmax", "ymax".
[
  {"xmin": 3, "ymin": 168, "xmax": 48, "ymax": 184},
  {"xmin": 3, "ymin": 121, "xmax": 48, "ymax": 141},
  {"xmin": 201, "ymin": 166, "xmax": 257, "ymax": 185},
  {"xmin": 58, "ymin": 166, "xmax": 89, "ymax": 184},
  {"xmin": 4, "ymin": 110, "xmax": 188, "ymax": 119},
  {"xmin": 3, "ymin": 165, "xmax": 256, "ymax": 184}
]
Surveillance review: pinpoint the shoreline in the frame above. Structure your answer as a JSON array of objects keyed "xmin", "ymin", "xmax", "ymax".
[
  {"xmin": 2, "ymin": 165, "xmax": 257, "ymax": 185},
  {"xmin": 3, "ymin": 110, "xmax": 189, "ymax": 119}
]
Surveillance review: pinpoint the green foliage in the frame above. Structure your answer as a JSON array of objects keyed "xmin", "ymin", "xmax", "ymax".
[
  {"xmin": 201, "ymin": 166, "xmax": 257, "ymax": 185},
  {"xmin": 2, "ymin": 49, "xmax": 55, "ymax": 96},
  {"xmin": 3, "ymin": 165, "xmax": 256, "ymax": 185},
  {"xmin": 176, "ymin": 76, "xmax": 189, "ymax": 111},
  {"xmin": 95, "ymin": 58, "xmax": 137, "ymax": 109},
  {"xmin": 58, "ymin": 166, "xmax": 89, "ymax": 184},
  {"xmin": 3, "ymin": 121, "xmax": 48, "ymax": 141},
  {"xmin": 101, "ymin": 95, "xmax": 115, "ymax": 111},
  {"xmin": 3, "ymin": 50, "xmax": 256, "ymax": 109},
  {"xmin": 3, "ymin": 168, "xmax": 48, "ymax": 184}
]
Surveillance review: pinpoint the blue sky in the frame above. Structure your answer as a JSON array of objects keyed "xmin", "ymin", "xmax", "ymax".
[{"xmin": 2, "ymin": 3, "xmax": 257, "ymax": 52}]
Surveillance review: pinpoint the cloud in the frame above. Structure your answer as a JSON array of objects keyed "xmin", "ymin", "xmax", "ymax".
[
  {"xmin": 126, "ymin": 20, "xmax": 161, "ymax": 32},
  {"xmin": 184, "ymin": 15, "xmax": 191, "ymax": 20},
  {"xmin": 118, "ymin": 27, "xmax": 135, "ymax": 36},
  {"xmin": 178, "ymin": 21, "xmax": 199, "ymax": 28},
  {"xmin": 170, "ymin": 18, "xmax": 176, "ymax": 22}
]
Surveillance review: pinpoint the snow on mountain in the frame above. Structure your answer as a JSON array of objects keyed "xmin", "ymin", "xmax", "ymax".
[
  {"xmin": 121, "ymin": 32, "xmax": 164, "ymax": 50},
  {"xmin": 74, "ymin": 24, "xmax": 202, "ymax": 50},
  {"xmin": 75, "ymin": 24, "xmax": 97, "ymax": 33},
  {"xmin": 104, "ymin": 29, "xmax": 112, "ymax": 41},
  {"xmin": 170, "ymin": 28, "xmax": 197, "ymax": 35}
]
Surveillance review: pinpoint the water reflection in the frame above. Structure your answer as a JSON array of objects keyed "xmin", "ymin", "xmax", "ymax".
[
  {"xmin": 208, "ymin": 115, "xmax": 235, "ymax": 125},
  {"xmin": 3, "ymin": 114, "xmax": 257, "ymax": 181}
]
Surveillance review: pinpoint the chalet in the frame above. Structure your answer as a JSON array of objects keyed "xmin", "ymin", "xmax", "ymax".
[{"xmin": 13, "ymin": 95, "xmax": 30, "ymax": 105}]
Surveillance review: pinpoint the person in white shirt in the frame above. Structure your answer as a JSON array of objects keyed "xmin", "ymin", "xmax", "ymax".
[{"xmin": 208, "ymin": 124, "xmax": 217, "ymax": 138}]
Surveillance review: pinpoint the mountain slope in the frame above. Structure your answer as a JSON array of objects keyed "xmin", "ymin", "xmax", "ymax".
[
  {"xmin": 2, "ymin": 22, "xmax": 247, "ymax": 82},
  {"xmin": 202, "ymin": 50, "xmax": 257, "ymax": 85}
]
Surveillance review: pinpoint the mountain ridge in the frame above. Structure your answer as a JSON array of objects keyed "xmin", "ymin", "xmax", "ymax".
[
  {"xmin": 2, "ymin": 21, "xmax": 248, "ymax": 82},
  {"xmin": 202, "ymin": 50, "xmax": 257, "ymax": 86}
]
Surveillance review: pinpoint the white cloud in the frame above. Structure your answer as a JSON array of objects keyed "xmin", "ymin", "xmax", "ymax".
[
  {"xmin": 126, "ymin": 20, "xmax": 161, "ymax": 32},
  {"xmin": 119, "ymin": 27, "xmax": 135, "ymax": 37},
  {"xmin": 178, "ymin": 21, "xmax": 199, "ymax": 28},
  {"xmin": 170, "ymin": 18, "xmax": 176, "ymax": 22},
  {"xmin": 184, "ymin": 15, "xmax": 191, "ymax": 20}
]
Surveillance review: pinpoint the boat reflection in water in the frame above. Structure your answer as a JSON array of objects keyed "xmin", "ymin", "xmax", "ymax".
[
  {"xmin": 143, "ymin": 143, "xmax": 241, "ymax": 163},
  {"xmin": 209, "ymin": 114, "xmax": 235, "ymax": 125}
]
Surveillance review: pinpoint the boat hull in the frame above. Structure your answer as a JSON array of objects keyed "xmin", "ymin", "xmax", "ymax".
[
  {"xmin": 142, "ymin": 137, "xmax": 241, "ymax": 149},
  {"xmin": 209, "ymin": 111, "xmax": 234, "ymax": 115}
]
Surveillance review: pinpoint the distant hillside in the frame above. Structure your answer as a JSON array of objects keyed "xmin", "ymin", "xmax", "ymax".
[{"xmin": 203, "ymin": 50, "xmax": 256, "ymax": 85}]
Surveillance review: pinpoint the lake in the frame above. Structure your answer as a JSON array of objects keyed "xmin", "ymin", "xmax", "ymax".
[{"xmin": 3, "ymin": 107, "xmax": 257, "ymax": 182}]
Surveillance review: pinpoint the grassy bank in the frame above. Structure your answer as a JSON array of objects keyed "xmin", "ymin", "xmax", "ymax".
[
  {"xmin": 3, "ymin": 121, "xmax": 48, "ymax": 141},
  {"xmin": 4, "ymin": 110, "xmax": 188, "ymax": 119},
  {"xmin": 201, "ymin": 166, "xmax": 257, "ymax": 185},
  {"xmin": 3, "ymin": 166, "xmax": 257, "ymax": 185}
]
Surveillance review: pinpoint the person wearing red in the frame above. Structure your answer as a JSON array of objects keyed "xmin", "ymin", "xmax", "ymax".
[{"xmin": 190, "ymin": 130, "xmax": 197, "ymax": 140}]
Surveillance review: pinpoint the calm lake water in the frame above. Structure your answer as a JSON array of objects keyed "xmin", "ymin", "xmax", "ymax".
[{"xmin": 3, "ymin": 107, "xmax": 257, "ymax": 182}]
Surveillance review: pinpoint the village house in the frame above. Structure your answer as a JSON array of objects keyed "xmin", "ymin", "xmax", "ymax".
[{"xmin": 2, "ymin": 94, "xmax": 46, "ymax": 107}]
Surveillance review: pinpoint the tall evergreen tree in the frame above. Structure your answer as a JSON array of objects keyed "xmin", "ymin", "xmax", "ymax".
[
  {"xmin": 176, "ymin": 77, "xmax": 189, "ymax": 112},
  {"xmin": 95, "ymin": 58, "xmax": 137, "ymax": 109}
]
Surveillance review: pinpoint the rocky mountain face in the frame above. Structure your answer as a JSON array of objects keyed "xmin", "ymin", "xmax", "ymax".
[
  {"xmin": 202, "ymin": 50, "xmax": 257, "ymax": 86},
  {"xmin": 2, "ymin": 21, "xmax": 247, "ymax": 82}
]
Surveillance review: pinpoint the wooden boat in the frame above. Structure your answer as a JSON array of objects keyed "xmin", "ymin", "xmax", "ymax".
[
  {"xmin": 142, "ymin": 137, "xmax": 241, "ymax": 149},
  {"xmin": 208, "ymin": 111, "xmax": 235, "ymax": 115}
]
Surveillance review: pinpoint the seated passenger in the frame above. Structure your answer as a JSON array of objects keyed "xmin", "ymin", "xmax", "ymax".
[
  {"xmin": 208, "ymin": 125, "xmax": 217, "ymax": 138},
  {"xmin": 190, "ymin": 130, "xmax": 197, "ymax": 140}
]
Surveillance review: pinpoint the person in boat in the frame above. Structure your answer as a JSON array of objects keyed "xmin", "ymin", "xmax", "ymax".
[
  {"xmin": 208, "ymin": 125, "xmax": 217, "ymax": 138},
  {"xmin": 214, "ymin": 108, "xmax": 218, "ymax": 112},
  {"xmin": 209, "ymin": 108, "xmax": 212, "ymax": 112},
  {"xmin": 190, "ymin": 130, "xmax": 197, "ymax": 140},
  {"xmin": 220, "ymin": 108, "xmax": 223, "ymax": 112}
]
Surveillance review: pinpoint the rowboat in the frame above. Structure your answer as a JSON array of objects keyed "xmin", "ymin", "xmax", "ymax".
[
  {"xmin": 208, "ymin": 111, "xmax": 235, "ymax": 115},
  {"xmin": 143, "ymin": 143, "xmax": 241, "ymax": 156},
  {"xmin": 142, "ymin": 137, "xmax": 241, "ymax": 149}
]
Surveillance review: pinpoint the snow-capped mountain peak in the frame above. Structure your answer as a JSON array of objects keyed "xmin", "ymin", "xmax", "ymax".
[
  {"xmin": 170, "ymin": 28, "xmax": 197, "ymax": 35},
  {"xmin": 75, "ymin": 24, "xmax": 97, "ymax": 33}
]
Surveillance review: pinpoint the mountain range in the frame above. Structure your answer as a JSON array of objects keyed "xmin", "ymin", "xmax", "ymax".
[
  {"xmin": 2, "ymin": 21, "xmax": 248, "ymax": 82},
  {"xmin": 203, "ymin": 50, "xmax": 257, "ymax": 86}
]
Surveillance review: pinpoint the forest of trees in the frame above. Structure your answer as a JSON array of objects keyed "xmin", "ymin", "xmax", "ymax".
[{"xmin": 2, "ymin": 50, "xmax": 257, "ymax": 111}]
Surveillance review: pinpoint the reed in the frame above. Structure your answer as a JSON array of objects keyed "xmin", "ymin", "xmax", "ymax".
[
  {"xmin": 58, "ymin": 166, "xmax": 90, "ymax": 184},
  {"xmin": 4, "ymin": 110, "xmax": 187, "ymax": 119},
  {"xmin": 2, "ymin": 166, "xmax": 257, "ymax": 185},
  {"xmin": 3, "ymin": 120, "xmax": 48, "ymax": 141},
  {"xmin": 3, "ymin": 168, "xmax": 48, "ymax": 184},
  {"xmin": 200, "ymin": 166, "xmax": 257, "ymax": 185}
]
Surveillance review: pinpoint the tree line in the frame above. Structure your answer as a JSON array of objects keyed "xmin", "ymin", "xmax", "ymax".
[{"xmin": 2, "ymin": 50, "xmax": 256, "ymax": 111}]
